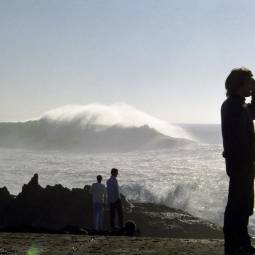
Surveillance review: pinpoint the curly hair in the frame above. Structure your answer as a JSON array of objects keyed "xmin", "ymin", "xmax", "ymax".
[{"xmin": 225, "ymin": 67, "xmax": 253, "ymax": 97}]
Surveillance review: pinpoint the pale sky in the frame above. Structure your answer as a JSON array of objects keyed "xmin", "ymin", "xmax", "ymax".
[{"xmin": 1, "ymin": 0, "xmax": 255, "ymax": 124}]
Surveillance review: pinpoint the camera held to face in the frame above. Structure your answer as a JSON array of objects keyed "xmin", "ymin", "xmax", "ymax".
[{"xmin": 248, "ymin": 78, "xmax": 255, "ymax": 91}]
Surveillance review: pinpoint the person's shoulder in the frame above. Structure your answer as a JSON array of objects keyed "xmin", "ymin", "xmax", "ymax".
[
  {"xmin": 221, "ymin": 99, "xmax": 228, "ymax": 113},
  {"xmin": 221, "ymin": 97, "xmax": 235, "ymax": 108},
  {"xmin": 107, "ymin": 177, "xmax": 116, "ymax": 186},
  {"xmin": 90, "ymin": 183, "xmax": 96, "ymax": 192},
  {"xmin": 221, "ymin": 97, "xmax": 243, "ymax": 115},
  {"xmin": 221, "ymin": 97, "xmax": 228, "ymax": 107}
]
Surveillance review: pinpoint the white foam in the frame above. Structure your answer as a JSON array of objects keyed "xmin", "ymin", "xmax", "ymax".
[{"xmin": 40, "ymin": 103, "xmax": 193, "ymax": 140}]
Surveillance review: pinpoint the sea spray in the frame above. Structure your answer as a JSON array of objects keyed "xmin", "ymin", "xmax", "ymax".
[
  {"xmin": 40, "ymin": 103, "xmax": 193, "ymax": 140},
  {"xmin": 0, "ymin": 144, "xmax": 228, "ymax": 228}
]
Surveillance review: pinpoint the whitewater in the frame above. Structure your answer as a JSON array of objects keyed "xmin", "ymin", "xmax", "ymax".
[
  {"xmin": 0, "ymin": 104, "xmax": 254, "ymax": 233},
  {"xmin": 0, "ymin": 141, "xmax": 229, "ymax": 228}
]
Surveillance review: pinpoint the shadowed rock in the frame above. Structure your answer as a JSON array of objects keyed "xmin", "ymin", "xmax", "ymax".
[{"xmin": 0, "ymin": 174, "xmax": 222, "ymax": 238}]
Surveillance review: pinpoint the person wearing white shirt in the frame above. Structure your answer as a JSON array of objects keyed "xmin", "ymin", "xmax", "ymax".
[
  {"xmin": 106, "ymin": 168, "xmax": 123, "ymax": 229},
  {"xmin": 90, "ymin": 175, "xmax": 107, "ymax": 231}
]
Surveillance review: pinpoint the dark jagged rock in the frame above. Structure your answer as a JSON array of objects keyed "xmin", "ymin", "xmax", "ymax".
[
  {"xmin": 0, "ymin": 187, "xmax": 15, "ymax": 216},
  {"xmin": 0, "ymin": 174, "xmax": 223, "ymax": 238}
]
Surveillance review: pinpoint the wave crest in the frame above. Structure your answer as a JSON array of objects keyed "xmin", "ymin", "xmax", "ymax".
[{"xmin": 41, "ymin": 103, "xmax": 192, "ymax": 140}]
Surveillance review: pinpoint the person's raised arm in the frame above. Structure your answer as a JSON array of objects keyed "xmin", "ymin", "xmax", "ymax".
[
  {"xmin": 248, "ymin": 92, "xmax": 255, "ymax": 119},
  {"xmin": 246, "ymin": 78, "xmax": 255, "ymax": 119}
]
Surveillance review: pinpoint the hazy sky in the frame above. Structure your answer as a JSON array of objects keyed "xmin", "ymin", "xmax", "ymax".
[{"xmin": 1, "ymin": 0, "xmax": 255, "ymax": 124}]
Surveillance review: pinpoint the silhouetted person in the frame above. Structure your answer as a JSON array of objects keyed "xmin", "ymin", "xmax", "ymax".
[
  {"xmin": 106, "ymin": 168, "xmax": 123, "ymax": 230},
  {"xmin": 221, "ymin": 68, "xmax": 255, "ymax": 255},
  {"xmin": 90, "ymin": 175, "xmax": 107, "ymax": 231}
]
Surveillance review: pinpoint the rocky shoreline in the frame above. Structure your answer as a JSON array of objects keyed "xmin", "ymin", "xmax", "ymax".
[{"xmin": 0, "ymin": 174, "xmax": 222, "ymax": 239}]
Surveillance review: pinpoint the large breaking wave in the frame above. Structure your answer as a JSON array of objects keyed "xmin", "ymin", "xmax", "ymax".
[
  {"xmin": 0, "ymin": 103, "xmax": 195, "ymax": 152},
  {"xmin": 40, "ymin": 103, "xmax": 193, "ymax": 140}
]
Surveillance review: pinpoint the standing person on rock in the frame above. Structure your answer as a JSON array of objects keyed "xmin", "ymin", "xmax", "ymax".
[
  {"xmin": 221, "ymin": 68, "xmax": 255, "ymax": 255},
  {"xmin": 90, "ymin": 175, "xmax": 107, "ymax": 231},
  {"xmin": 106, "ymin": 168, "xmax": 123, "ymax": 230}
]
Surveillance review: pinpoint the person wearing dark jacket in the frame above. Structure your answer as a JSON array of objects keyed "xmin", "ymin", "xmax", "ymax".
[
  {"xmin": 221, "ymin": 68, "xmax": 255, "ymax": 255},
  {"xmin": 106, "ymin": 168, "xmax": 123, "ymax": 230}
]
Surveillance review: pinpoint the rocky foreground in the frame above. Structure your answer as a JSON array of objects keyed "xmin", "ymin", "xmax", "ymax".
[
  {"xmin": 0, "ymin": 232, "xmax": 226, "ymax": 255},
  {"xmin": 0, "ymin": 174, "xmax": 222, "ymax": 239}
]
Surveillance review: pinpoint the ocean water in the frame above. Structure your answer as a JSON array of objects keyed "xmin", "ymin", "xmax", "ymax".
[{"xmin": 0, "ymin": 124, "xmax": 254, "ymax": 233}]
